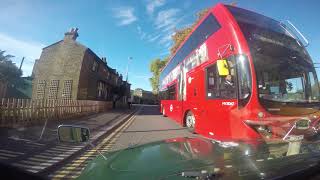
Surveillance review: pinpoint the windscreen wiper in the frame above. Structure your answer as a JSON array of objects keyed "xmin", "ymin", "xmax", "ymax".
[{"xmin": 181, "ymin": 170, "xmax": 222, "ymax": 180}]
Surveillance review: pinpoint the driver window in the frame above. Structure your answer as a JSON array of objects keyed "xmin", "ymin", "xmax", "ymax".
[{"xmin": 206, "ymin": 62, "xmax": 236, "ymax": 99}]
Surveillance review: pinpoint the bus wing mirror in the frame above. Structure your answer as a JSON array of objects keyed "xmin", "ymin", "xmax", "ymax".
[{"xmin": 217, "ymin": 59, "xmax": 229, "ymax": 76}]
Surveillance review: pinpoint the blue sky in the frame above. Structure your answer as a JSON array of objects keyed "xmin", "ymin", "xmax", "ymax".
[{"xmin": 0, "ymin": 0, "xmax": 319, "ymax": 91}]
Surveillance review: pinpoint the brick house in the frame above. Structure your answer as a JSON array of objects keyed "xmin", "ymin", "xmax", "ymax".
[{"xmin": 32, "ymin": 28, "xmax": 130, "ymax": 101}]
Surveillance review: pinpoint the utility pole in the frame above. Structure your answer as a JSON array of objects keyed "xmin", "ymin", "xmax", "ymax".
[{"xmin": 19, "ymin": 57, "xmax": 25, "ymax": 70}]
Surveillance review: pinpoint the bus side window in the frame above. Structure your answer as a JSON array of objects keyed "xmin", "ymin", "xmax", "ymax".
[
  {"xmin": 159, "ymin": 86, "xmax": 175, "ymax": 100},
  {"xmin": 168, "ymin": 84, "xmax": 176, "ymax": 100},
  {"xmin": 206, "ymin": 65, "xmax": 219, "ymax": 98}
]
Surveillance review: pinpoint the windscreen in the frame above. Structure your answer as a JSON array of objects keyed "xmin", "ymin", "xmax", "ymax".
[
  {"xmin": 254, "ymin": 51, "xmax": 320, "ymax": 103},
  {"xmin": 227, "ymin": 5, "xmax": 320, "ymax": 112}
]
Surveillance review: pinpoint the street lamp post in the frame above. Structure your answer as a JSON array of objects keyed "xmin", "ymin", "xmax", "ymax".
[
  {"xmin": 125, "ymin": 57, "xmax": 132, "ymax": 107},
  {"xmin": 125, "ymin": 57, "xmax": 132, "ymax": 82}
]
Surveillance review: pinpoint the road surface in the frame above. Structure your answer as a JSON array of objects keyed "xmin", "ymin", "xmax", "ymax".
[
  {"xmin": 50, "ymin": 104, "xmax": 195, "ymax": 179},
  {"xmin": 111, "ymin": 104, "xmax": 194, "ymax": 151}
]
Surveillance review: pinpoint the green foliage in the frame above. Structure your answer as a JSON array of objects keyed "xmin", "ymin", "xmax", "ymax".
[
  {"xmin": 286, "ymin": 82, "xmax": 293, "ymax": 91},
  {"xmin": 170, "ymin": 27, "xmax": 193, "ymax": 55},
  {"xmin": 149, "ymin": 58, "xmax": 168, "ymax": 94},
  {"xmin": 0, "ymin": 50, "xmax": 24, "ymax": 88}
]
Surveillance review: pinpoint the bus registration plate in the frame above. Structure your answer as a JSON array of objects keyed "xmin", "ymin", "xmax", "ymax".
[{"xmin": 286, "ymin": 135, "xmax": 304, "ymax": 156}]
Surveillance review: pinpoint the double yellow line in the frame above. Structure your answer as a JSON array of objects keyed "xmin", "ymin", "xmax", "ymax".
[{"xmin": 52, "ymin": 108, "xmax": 140, "ymax": 179}]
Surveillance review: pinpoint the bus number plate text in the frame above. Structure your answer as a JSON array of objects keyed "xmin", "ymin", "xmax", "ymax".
[{"xmin": 222, "ymin": 102, "xmax": 235, "ymax": 106}]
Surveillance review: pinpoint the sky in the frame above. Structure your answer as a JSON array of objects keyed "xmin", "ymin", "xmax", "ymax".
[{"xmin": 0, "ymin": 0, "xmax": 319, "ymax": 91}]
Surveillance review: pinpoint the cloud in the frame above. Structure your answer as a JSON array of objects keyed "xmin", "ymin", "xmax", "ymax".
[
  {"xmin": 112, "ymin": 7, "xmax": 137, "ymax": 26},
  {"xmin": 137, "ymin": 25, "xmax": 147, "ymax": 40},
  {"xmin": 147, "ymin": 33, "xmax": 161, "ymax": 42},
  {"xmin": 146, "ymin": 0, "xmax": 165, "ymax": 15},
  {"xmin": 136, "ymin": 6, "xmax": 186, "ymax": 53},
  {"xmin": 155, "ymin": 8, "xmax": 180, "ymax": 30},
  {"xmin": 0, "ymin": 32, "xmax": 44, "ymax": 76},
  {"xmin": 153, "ymin": 8, "xmax": 184, "ymax": 47},
  {"xmin": 159, "ymin": 33, "xmax": 172, "ymax": 44}
]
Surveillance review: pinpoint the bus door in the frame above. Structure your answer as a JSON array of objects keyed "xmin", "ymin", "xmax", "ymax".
[
  {"xmin": 186, "ymin": 69, "xmax": 203, "ymax": 128},
  {"xmin": 203, "ymin": 60, "xmax": 237, "ymax": 139},
  {"xmin": 172, "ymin": 73, "xmax": 183, "ymax": 123}
]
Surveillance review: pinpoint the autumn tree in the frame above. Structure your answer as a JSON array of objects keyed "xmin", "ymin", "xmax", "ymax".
[{"xmin": 149, "ymin": 57, "xmax": 168, "ymax": 94}]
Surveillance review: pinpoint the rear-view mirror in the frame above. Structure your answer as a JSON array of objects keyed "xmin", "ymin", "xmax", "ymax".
[
  {"xmin": 58, "ymin": 125, "xmax": 90, "ymax": 143},
  {"xmin": 217, "ymin": 59, "xmax": 229, "ymax": 76}
]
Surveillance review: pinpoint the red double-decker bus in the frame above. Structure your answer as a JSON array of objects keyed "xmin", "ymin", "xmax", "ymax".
[{"xmin": 159, "ymin": 4, "xmax": 320, "ymax": 141}]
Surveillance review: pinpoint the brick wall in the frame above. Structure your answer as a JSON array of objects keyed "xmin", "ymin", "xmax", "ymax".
[
  {"xmin": 78, "ymin": 50, "xmax": 115, "ymax": 101},
  {"xmin": 31, "ymin": 29, "xmax": 127, "ymax": 102},
  {"xmin": 32, "ymin": 39, "xmax": 86, "ymax": 100}
]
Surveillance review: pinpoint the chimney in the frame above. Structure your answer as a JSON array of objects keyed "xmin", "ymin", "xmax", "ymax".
[
  {"xmin": 101, "ymin": 57, "xmax": 107, "ymax": 65},
  {"xmin": 64, "ymin": 27, "xmax": 79, "ymax": 41}
]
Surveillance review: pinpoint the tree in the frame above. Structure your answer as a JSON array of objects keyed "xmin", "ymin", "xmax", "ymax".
[
  {"xmin": 170, "ymin": 27, "xmax": 193, "ymax": 55},
  {"xmin": 149, "ymin": 58, "xmax": 168, "ymax": 94},
  {"xmin": 0, "ymin": 50, "xmax": 24, "ymax": 88}
]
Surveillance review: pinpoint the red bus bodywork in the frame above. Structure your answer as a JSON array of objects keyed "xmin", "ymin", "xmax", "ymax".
[{"xmin": 159, "ymin": 4, "xmax": 320, "ymax": 141}]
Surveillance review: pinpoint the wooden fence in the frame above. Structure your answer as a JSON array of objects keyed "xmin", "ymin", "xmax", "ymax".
[
  {"xmin": 0, "ymin": 82, "xmax": 7, "ymax": 99},
  {"xmin": 0, "ymin": 98, "xmax": 113, "ymax": 128}
]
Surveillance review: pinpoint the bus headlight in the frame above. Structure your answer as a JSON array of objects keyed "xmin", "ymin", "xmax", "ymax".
[
  {"xmin": 258, "ymin": 112, "xmax": 264, "ymax": 118},
  {"xmin": 255, "ymin": 125, "xmax": 272, "ymax": 138}
]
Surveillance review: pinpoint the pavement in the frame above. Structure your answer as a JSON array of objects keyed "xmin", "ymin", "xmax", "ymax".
[{"xmin": 0, "ymin": 106, "xmax": 136, "ymax": 174}]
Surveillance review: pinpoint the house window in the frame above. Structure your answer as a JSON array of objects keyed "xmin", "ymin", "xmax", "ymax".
[
  {"xmin": 92, "ymin": 60, "xmax": 98, "ymax": 71},
  {"xmin": 97, "ymin": 81, "xmax": 108, "ymax": 99},
  {"xmin": 48, "ymin": 80, "xmax": 59, "ymax": 99},
  {"xmin": 62, "ymin": 80, "xmax": 72, "ymax": 99},
  {"xmin": 97, "ymin": 81, "xmax": 103, "ymax": 98},
  {"xmin": 36, "ymin": 80, "xmax": 46, "ymax": 99}
]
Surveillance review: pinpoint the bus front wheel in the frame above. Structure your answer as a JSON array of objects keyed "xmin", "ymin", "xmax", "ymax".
[{"xmin": 185, "ymin": 111, "xmax": 195, "ymax": 133}]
